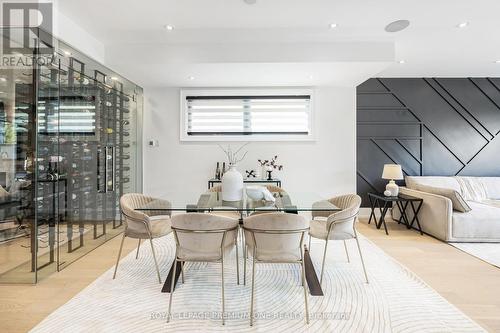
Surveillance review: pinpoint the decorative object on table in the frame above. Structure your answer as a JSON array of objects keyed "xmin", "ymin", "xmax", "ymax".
[
  {"xmin": 219, "ymin": 143, "xmax": 249, "ymax": 201},
  {"xmin": 215, "ymin": 162, "xmax": 221, "ymax": 180},
  {"xmin": 258, "ymin": 155, "xmax": 284, "ymax": 180},
  {"xmin": 245, "ymin": 170, "xmax": 257, "ymax": 178},
  {"xmin": 246, "ymin": 185, "xmax": 265, "ymax": 200},
  {"xmin": 221, "ymin": 162, "xmax": 226, "ymax": 177},
  {"xmin": 381, "ymin": 164, "xmax": 404, "ymax": 196}
]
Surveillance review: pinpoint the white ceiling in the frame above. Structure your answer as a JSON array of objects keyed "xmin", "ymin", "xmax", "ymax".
[{"xmin": 58, "ymin": 0, "xmax": 500, "ymax": 87}]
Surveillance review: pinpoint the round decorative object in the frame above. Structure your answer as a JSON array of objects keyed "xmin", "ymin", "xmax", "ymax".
[
  {"xmin": 246, "ymin": 185, "xmax": 265, "ymax": 201},
  {"xmin": 383, "ymin": 190, "xmax": 392, "ymax": 197},
  {"xmin": 221, "ymin": 164, "xmax": 244, "ymax": 201}
]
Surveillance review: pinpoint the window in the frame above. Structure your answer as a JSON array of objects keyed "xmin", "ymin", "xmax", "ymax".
[{"xmin": 180, "ymin": 89, "xmax": 313, "ymax": 141}]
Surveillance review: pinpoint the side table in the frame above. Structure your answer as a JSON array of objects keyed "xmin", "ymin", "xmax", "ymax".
[{"xmin": 367, "ymin": 193, "xmax": 423, "ymax": 235}]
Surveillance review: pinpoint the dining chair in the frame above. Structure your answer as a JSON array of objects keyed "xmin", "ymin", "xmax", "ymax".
[
  {"xmin": 113, "ymin": 193, "xmax": 172, "ymax": 284},
  {"xmin": 309, "ymin": 194, "xmax": 368, "ymax": 286},
  {"xmin": 167, "ymin": 213, "xmax": 239, "ymax": 325},
  {"xmin": 243, "ymin": 213, "xmax": 310, "ymax": 326}
]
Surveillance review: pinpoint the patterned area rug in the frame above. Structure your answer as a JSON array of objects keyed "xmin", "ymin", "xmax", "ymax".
[
  {"xmin": 450, "ymin": 243, "xmax": 500, "ymax": 268},
  {"xmin": 30, "ymin": 234, "xmax": 484, "ymax": 333}
]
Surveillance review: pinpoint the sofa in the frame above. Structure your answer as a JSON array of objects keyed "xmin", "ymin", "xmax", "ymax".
[{"xmin": 392, "ymin": 176, "xmax": 500, "ymax": 242}]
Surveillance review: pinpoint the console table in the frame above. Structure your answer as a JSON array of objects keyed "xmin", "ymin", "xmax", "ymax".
[
  {"xmin": 208, "ymin": 178, "xmax": 281, "ymax": 189},
  {"xmin": 367, "ymin": 192, "xmax": 423, "ymax": 236}
]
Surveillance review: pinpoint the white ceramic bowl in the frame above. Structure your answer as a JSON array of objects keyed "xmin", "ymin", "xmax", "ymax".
[{"xmin": 246, "ymin": 185, "xmax": 265, "ymax": 200}]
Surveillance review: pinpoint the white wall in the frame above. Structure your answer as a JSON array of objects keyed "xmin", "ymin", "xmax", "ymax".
[{"xmin": 143, "ymin": 86, "xmax": 356, "ymax": 205}]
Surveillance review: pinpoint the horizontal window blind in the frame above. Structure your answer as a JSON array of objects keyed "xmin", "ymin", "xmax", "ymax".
[{"xmin": 186, "ymin": 95, "xmax": 310, "ymax": 136}]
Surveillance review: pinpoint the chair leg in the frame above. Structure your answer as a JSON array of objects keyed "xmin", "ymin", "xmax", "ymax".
[
  {"xmin": 221, "ymin": 251, "xmax": 226, "ymax": 325},
  {"xmin": 354, "ymin": 229, "xmax": 369, "ymax": 283},
  {"xmin": 135, "ymin": 239, "xmax": 141, "ymax": 259},
  {"xmin": 235, "ymin": 237, "xmax": 240, "ymax": 285},
  {"xmin": 112, "ymin": 233, "xmax": 126, "ymax": 279},
  {"xmin": 320, "ymin": 239, "xmax": 329, "ymax": 286},
  {"xmin": 167, "ymin": 258, "xmax": 177, "ymax": 323},
  {"xmin": 250, "ymin": 250, "xmax": 256, "ymax": 326},
  {"xmin": 343, "ymin": 240, "xmax": 350, "ymax": 263},
  {"xmin": 243, "ymin": 245, "xmax": 247, "ymax": 286},
  {"xmin": 180, "ymin": 261, "xmax": 185, "ymax": 283},
  {"xmin": 308, "ymin": 234, "xmax": 312, "ymax": 251},
  {"xmin": 149, "ymin": 237, "xmax": 162, "ymax": 284},
  {"xmin": 301, "ymin": 260, "xmax": 309, "ymax": 324}
]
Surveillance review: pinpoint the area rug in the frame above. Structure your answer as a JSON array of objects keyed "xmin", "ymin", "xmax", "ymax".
[
  {"xmin": 30, "ymin": 234, "xmax": 485, "ymax": 333},
  {"xmin": 450, "ymin": 242, "xmax": 500, "ymax": 268}
]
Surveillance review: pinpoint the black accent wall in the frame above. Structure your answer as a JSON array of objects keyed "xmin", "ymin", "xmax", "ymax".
[{"xmin": 357, "ymin": 78, "xmax": 500, "ymax": 206}]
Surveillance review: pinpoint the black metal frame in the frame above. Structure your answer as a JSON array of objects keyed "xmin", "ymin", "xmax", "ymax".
[
  {"xmin": 208, "ymin": 178, "xmax": 281, "ymax": 189},
  {"xmin": 367, "ymin": 193, "xmax": 423, "ymax": 235}
]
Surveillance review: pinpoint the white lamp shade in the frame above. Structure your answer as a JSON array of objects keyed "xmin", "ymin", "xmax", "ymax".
[{"xmin": 382, "ymin": 164, "xmax": 404, "ymax": 180}]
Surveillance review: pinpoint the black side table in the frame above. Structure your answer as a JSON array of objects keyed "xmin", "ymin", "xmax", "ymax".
[{"xmin": 367, "ymin": 193, "xmax": 423, "ymax": 235}]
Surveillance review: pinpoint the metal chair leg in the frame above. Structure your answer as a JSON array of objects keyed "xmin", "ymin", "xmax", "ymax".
[
  {"xmin": 235, "ymin": 237, "xmax": 240, "ymax": 285},
  {"xmin": 180, "ymin": 261, "xmax": 185, "ymax": 283},
  {"xmin": 149, "ymin": 237, "xmax": 162, "ymax": 284},
  {"xmin": 243, "ymin": 245, "xmax": 247, "ymax": 285},
  {"xmin": 354, "ymin": 229, "xmax": 369, "ymax": 283},
  {"xmin": 167, "ymin": 258, "xmax": 177, "ymax": 323},
  {"xmin": 135, "ymin": 239, "xmax": 141, "ymax": 259},
  {"xmin": 320, "ymin": 238, "xmax": 329, "ymax": 286},
  {"xmin": 250, "ymin": 249, "xmax": 256, "ymax": 326},
  {"xmin": 221, "ymin": 250, "xmax": 226, "ymax": 325},
  {"xmin": 301, "ymin": 260, "xmax": 309, "ymax": 324},
  {"xmin": 112, "ymin": 233, "xmax": 126, "ymax": 279},
  {"xmin": 343, "ymin": 240, "xmax": 350, "ymax": 263}
]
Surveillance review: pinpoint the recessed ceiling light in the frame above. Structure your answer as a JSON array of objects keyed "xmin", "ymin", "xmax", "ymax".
[
  {"xmin": 164, "ymin": 24, "xmax": 174, "ymax": 31},
  {"xmin": 457, "ymin": 21, "xmax": 469, "ymax": 28},
  {"xmin": 308, "ymin": 75, "xmax": 314, "ymax": 79},
  {"xmin": 63, "ymin": 50, "xmax": 71, "ymax": 56},
  {"xmin": 0, "ymin": 77, "xmax": 6, "ymax": 82},
  {"xmin": 385, "ymin": 20, "xmax": 410, "ymax": 33},
  {"xmin": 398, "ymin": 60, "xmax": 406, "ymax": 64},
  {"xmin": 494, "ymin": 60, "xmax": 500, "ymax": 63},
  {"xmin": 188, "ymin": 76, "xmax": 195, "ymax": 80},
  {"xmin": 111, "ymin": 76, "xmax": 118, "ymax": 81},
  {"xmin": 329, "ymin": 23, "xmax": 338, "ymax": 29},
  {"xmin": 244, "ymin": 0, "xmax": 257, "ymax": 4}
]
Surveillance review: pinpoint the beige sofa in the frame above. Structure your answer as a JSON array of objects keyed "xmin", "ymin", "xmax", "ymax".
[{"xmin": 392, "ymin": 176, "xmax": 500, "ymax": 242}]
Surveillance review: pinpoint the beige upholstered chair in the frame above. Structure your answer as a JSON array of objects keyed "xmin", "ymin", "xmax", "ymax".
[
  {"xmin": 113, "ymin": 193, "xmax": 172, "ymax": 283},
  {"xmin": 243, "ymin": 213, "xmax": 310, "ymax": 326},
  {"xmin": 309, "ymin": 194, "xmax": 368, "ymax": 286},
  {"xmin": 167, "ymin": 213, "xmax": 239, "ymax": 325}
]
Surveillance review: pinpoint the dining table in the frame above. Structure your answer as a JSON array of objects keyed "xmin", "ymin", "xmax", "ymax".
[{"xmin": 136, "ymin": 189, "xmax": 341, "ymax": 296}]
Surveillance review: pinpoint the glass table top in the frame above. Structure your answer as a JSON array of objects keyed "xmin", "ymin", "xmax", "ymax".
[{"xmin": 136, "ymin": 190, "xmax": 340, "ymax": 213}]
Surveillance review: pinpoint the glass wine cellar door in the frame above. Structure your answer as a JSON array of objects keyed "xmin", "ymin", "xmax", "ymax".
[{"xmin": 0, "ymin": 28, "xmax": 142, "ymax": 283}]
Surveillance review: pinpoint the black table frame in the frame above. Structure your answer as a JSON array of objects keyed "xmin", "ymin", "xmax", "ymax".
[
  {"xmin": 208, "ymin": 178, "xmax": 281, "ymax": 189},
  {"xmin": 367, "ymin": 193, "xmax": 423, "ymax": 236}
]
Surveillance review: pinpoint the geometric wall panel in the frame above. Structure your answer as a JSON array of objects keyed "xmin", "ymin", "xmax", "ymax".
[{"xmin": 357, "ymin": 78, "xmax": 500, "ymax": 206}]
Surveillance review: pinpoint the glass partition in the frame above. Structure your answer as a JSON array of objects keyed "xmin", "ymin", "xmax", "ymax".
[{"xmin": 0, "ymin": 28, "xmax": 142, "ymax": 283}]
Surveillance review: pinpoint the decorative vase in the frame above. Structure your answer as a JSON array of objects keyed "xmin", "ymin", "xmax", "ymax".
[
  {"xmin": 261, "ymin": 166, "xmax": 267, "ymax": 180},
  {"xmin": 222, "ymin": 164, "xmax": 244, "ymax": 201}
]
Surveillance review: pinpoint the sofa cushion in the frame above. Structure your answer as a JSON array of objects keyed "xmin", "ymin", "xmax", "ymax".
[
  {"xmin": 480, "ymin": 199, "xmax": 500, "ymax": 209},
  {"xmin": 405, "ymin": 176, "xmax": 461, "ymax": 193},
  {"xmin": 478, "ymin": 177, "xmax": 500, "ymax": 200},
  {"xmin": 414, "ymin": 184, "xmax": 471, "ymax": 213},
  {"xmin": 452, "ymin": 201, "xmax": 500, "ymax": 240}
]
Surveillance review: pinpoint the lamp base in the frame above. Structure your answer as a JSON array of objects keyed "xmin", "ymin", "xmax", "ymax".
[{"xmin": 385, "ymin": 180, "xmax": 399, "ymax": 197}]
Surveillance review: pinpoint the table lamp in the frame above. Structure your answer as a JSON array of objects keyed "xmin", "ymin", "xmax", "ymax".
[{"xmin": 382, "ymin": 164, "xmax": 404, "ymax": 196}]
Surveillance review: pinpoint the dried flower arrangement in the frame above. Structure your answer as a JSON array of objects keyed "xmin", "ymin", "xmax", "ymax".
[
  {"xmin": 218, "ymin": 142, "xmax": 249, "ymax": 165},
  {"xmin": 258, "ymin": 155, "xmax": 283, "ymax": 171}
]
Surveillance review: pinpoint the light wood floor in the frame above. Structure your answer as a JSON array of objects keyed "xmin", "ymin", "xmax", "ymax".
[{"xmin": 1, "ymin": 218, "xmax": 499, "ymax": 333}]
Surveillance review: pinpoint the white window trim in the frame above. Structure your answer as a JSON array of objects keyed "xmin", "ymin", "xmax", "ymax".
[{"xmin": 179, "ymin": 88, "xmax": 315, "ymax": 142}]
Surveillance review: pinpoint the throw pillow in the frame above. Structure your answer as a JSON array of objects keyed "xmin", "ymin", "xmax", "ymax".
[{"xmin": 415, "ymin": 184, "xmax": 471, "ymax": 213}]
